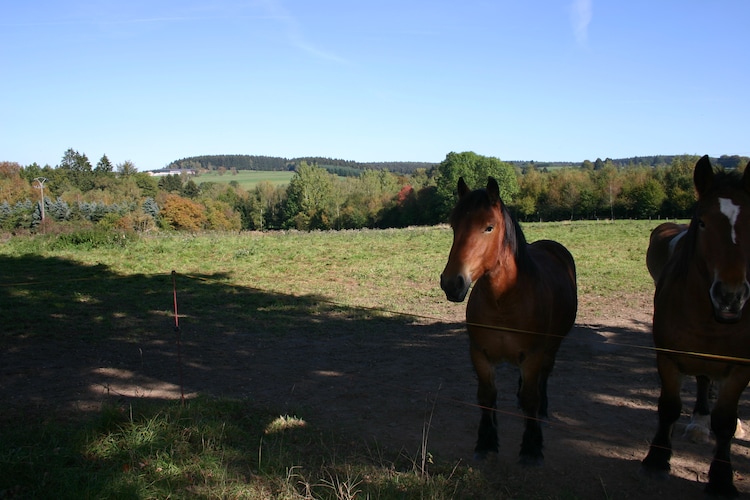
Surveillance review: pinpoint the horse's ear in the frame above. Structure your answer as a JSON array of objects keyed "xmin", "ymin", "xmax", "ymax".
[
  {"xmin": 743, "ymin": 164, "xmax": 750, "ymax": 193},
  {"xmin": 457, "ymin": 177, "xmax": 470, "ymax": 198},
  {"xmin": 486, "ymin": 177, "xmax": 500, "ymax": 204},
  {"xmin": 693, "ymin": 155, "xmax": 714, "ymax": 196}
]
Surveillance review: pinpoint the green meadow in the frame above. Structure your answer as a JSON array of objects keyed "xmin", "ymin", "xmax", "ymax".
[{"xmin": 193, "ymin": 170, "xmax": 296, "ymax": 189}]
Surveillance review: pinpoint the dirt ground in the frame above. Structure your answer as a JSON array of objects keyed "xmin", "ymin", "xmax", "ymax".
[{"xmin": 4, "ymin": 290, "xmax": 750, "ymax": 499}]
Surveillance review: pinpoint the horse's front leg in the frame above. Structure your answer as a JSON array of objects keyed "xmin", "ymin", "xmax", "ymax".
[
  {"xmin": 684, "ymin": 375, "xmax": 712, "ymax": 443},
  {"xmin": 518, "ymin": 359, "xmax": 544, "ymax": 466},
  {"xmin": 471, "ymin": 346, "xmax": 498, "ymax": 460},
  {"xmin": 642, "ymin": 354, "xmax": 683, "ymax": 479},
  {"xmin": 705, "ymin": 373, "xmax": 750, "ymax": 498}
]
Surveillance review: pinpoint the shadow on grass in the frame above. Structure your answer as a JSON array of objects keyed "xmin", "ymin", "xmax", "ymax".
[
  {"xmin": 1, "ymin": 254, "xmax": 746, "ymax": 498},
  {"xmin": 0, "ymin": 253, "xmax": 483, "ymax": 497}
]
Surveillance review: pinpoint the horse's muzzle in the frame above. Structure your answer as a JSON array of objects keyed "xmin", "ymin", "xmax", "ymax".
[
  {"xmin": 710, "ymin": 279, "xmax": 750, "ymax": 323},
  {"xmin": 440, "ymin": 273, "xmax": 471, "ymax": 302}
]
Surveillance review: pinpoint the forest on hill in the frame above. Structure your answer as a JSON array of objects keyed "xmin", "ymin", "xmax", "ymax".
[
  {"xmin": 168, "ymin": 153, "xmax": 749, "ymax": 177},
  {"xmin": 1, "ymin": 149, "xmax": 749, "ymax": 234},
  {"xmin": 168, "ymin": 154, "xmax": 437, "ymax": 176}
]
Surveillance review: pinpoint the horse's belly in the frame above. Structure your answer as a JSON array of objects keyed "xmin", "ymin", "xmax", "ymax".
[
  {"xmin": 468, "ymin": 326, "xmax": 530, "ymax": 365},
  {"xmin": 654, "ymin": 311, "xmax": 750, "ymax": 376},
  {"xmin": 465, "ymin": 277, "xmax": 574, "ymax": 365}
]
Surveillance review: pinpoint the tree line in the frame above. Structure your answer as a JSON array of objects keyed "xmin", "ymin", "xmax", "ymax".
[
  {"xmin": 169, "ymin": 155, "xmax": 438, "ymax": 176},
  {"xmin": 1, "ymin": 149, "xmax": 747, "ymax": 234}
]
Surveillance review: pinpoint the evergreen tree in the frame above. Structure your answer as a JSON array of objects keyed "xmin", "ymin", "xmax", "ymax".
[
  {"xmin": 182, "ymin": 179, "xmax": 200, "ymax": 198},
  {"xmin": 142, "ymin": 197, "xmax": 159, "ymax": 219},
  {"xmin": 58, "ymin": 148, "xmax": 94, "ymax": 191},
  {"xmin": 96, "ymin": 154, "xmax": 114, "ymax": 173},
  {"xmin": 117, "ymin": 160, "xmax": 138, "ymax": 176},
  {"xmin": 158, "ymin": 174, "xmax": 183, "ymax": 193},
  {"xmin": 48, "ymin": 197, "xmax": 71, "ymax": 221}
]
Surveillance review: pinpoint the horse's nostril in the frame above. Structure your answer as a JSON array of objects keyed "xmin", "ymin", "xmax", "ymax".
[{"xmin": 440, "ymin": 273, "xmax": 464, "ymax": 293}]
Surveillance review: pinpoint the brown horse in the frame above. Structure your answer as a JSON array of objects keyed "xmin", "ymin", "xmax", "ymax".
[
  {"xmin": 646, "ymin": 222, "xmax": 688, "ymax": 285},
  {"xmin": 440, "ymin": 177, "xmax": 577, "ymax": 465},
  {"xmin": 642, "ymin": 156, "xmax": 750, "ymax": 497},
  {"xmin": 646, "ymin": 222, "xmax": 714, "ymax": 441}
]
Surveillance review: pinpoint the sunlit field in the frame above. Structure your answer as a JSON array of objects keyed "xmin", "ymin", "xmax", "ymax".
[{"xmin": 193, "ymin": 170, "xmax": 295, "ymax": 189}]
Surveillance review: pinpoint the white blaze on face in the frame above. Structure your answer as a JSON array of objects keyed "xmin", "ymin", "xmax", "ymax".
[{"xmin": 719, "ymin": 197, "xmax": 740, "ymax": 244}]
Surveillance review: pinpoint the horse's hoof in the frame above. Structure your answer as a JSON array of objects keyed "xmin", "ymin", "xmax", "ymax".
[
  {"xmin": 639, "ymin": 464, "xmax": 670, "ymax": 481},
  {"xmin": 473, "ymin": 450, "xmax": 497, "ymax": 461},
  {"xmin": 734, "ymin": 419, "xmax": 745, "ymax": 439},
  {"xmin": 705, "ymin": 481, "xmax": 739, "ymax": 499},
  {"xmin": 684, "ymin": 422, "xmax": 711, "ymax": 443},
  {"xmin": 518, "ymin": 454, "xmax": 544, "ymax": 467}
]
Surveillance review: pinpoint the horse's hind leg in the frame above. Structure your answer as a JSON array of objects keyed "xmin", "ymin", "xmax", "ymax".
[
  {"xmin": 705, "ymin": 374, "xmax": 750, "ymax": 498},
  {"xmin": 684, "ymin": 375, "xmax": 712, "ymax": 443},
  {"xmin": 518, "ymin": 358, "xmax": 545, "ymax": 466},
  {"xmin": 642, "ymin": 356, "xmax": 682, "ymax": 479},
  {"xmin": 517, "ymin": 374, "xmax": 549, "ymax": 419},
  {"xmin": 471, "ymin": 346, "xmax": 498, "ymax": 460}
]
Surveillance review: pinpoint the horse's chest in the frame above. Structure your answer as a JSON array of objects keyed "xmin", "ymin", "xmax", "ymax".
[
  {"xmin": 466, "ymin": 287, "xmax": 535, "ymax": 327},
  {"xmin": 654, "ymin": 309, "xmax": 750, "ymax": 369},
  {"xmin": 465, "ymin": 287, "xmax": 552, "ymax": 361}
]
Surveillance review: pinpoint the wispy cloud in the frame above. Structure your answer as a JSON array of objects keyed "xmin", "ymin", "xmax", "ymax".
[
  {"xmin": 570, "ymin": 0, "xmax": 592, "ymax": 46},
  {"xmin": 257, "ymin": 0, "xmax": 347, "ymax": 64}
]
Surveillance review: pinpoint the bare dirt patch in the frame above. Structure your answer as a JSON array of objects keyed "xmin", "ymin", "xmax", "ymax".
[{"xmin": 3, "ymin": 292, "xmax": 750, "ymax": 499}]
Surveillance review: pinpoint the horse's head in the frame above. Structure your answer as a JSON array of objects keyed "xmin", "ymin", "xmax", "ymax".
[
  {"xmin": 440, "ymin": 176, "xmax": 517, "ymax": 302},
  {"xmin": 692, "ymin": 155, "xmax": 750, "ymax": 323}
]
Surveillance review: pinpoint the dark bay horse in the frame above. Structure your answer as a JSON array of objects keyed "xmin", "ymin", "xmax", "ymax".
[
  {"xmin": 646, "ymin": 222, "xmax": 714, "ymax": 441},
  {"xmin": 440, "ymin": 177, "xmax": 577, "ymax": 465},
  {"xmin": 642, "ymin": 156, "xmax": 750, "ymax": 497}
]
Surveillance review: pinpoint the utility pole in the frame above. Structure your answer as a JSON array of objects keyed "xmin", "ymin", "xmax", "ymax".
[{"xmin": 33, "ymin": 177, "xmax": 47, "ymax": 221}]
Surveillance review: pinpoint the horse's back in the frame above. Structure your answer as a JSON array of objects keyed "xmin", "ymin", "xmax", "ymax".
[
  {"xmin": 529, "ymin": 239, "xmax": 576, "ymax": 285},
  {"xmin": 646, "ymin": 222, "xmax": 688, "ymax": 284},
  {"xmin": 528, "ymin": 239, "xmax": 578, "ymax": 330}
]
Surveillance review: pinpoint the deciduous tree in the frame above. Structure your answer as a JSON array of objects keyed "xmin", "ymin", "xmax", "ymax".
[
  {"xmin": 435, "ymin": 152, "xmax": 518, "ymax": 221},
  {"xmin": 160, "ymin": 193, "xmax": 207, "ymax": 231}
]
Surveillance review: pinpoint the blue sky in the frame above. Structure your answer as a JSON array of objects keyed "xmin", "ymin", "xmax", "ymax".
[{"xmin": 2, "ymin": 1, "xmax": 749, "ymax": 170}]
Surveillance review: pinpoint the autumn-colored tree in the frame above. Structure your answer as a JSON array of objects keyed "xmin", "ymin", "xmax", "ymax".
[
  {"xmin": 544, "ymin": 169, "xmax": 595, "ymax": 219},
  {"xmin": 0, "ymin": 161, "xmax": 33, "ymax": 205},
  {"xmin": 160, "ymin": 193, "xmax": 207, "ymax": 231},
  {"xmin": 618, "ymin": 167, "xmax": 660, "ymax": 218},
  {"xmin": 203, "ymin": 199, "xmax": 241, "ymax": 230},
  {"xmin": 514, "ymin": 164, "xmax": 547, "ymax": 220}
]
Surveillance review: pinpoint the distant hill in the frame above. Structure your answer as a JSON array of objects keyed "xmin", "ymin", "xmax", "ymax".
[
  {"xmin": 168, "ymin": 154, "xmax": 436, "ymax": 176},
  {"xmin": 168, "ymin": 154, "xmax": 749, "ymax": 176}
]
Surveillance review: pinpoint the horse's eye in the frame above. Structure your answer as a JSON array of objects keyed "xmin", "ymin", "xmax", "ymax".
[
  {"xmin": 698, "ymin": 219, "xmax": 706, "ymax": 229},
  {"xmin": 485, "ymin": 225, "xmax": 494, "ymax": 233}
]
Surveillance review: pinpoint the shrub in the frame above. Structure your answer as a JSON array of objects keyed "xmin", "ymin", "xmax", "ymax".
[{"xmin": 50, "ymin": 227, "xmax": 136, "ymax": 250}]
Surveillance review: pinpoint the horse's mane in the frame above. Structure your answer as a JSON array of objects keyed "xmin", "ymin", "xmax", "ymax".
[
  {"xmin": 672, "ymin": 168, "xmax": 745, "ymax": 277},
  {"xmin": 450, "ymin": 188, "xmax": 531, "ymax": 268}
]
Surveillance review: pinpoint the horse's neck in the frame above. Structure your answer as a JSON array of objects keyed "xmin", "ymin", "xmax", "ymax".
[
  {"xmin": 668, "ymin": 230, "xmax": 687, "ymax": 258},
  {"xmin": 484, "ymin": 247, "xmax": 531, "ymax": 298}
]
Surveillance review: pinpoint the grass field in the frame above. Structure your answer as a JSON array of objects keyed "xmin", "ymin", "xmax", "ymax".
[
  {"xmin": 193, "ymin": 170, "xmax": 295, "ymax": 190},
  {"xmin": 0, "ymin": 220, "xmax": 672, "ymax": 498}
]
